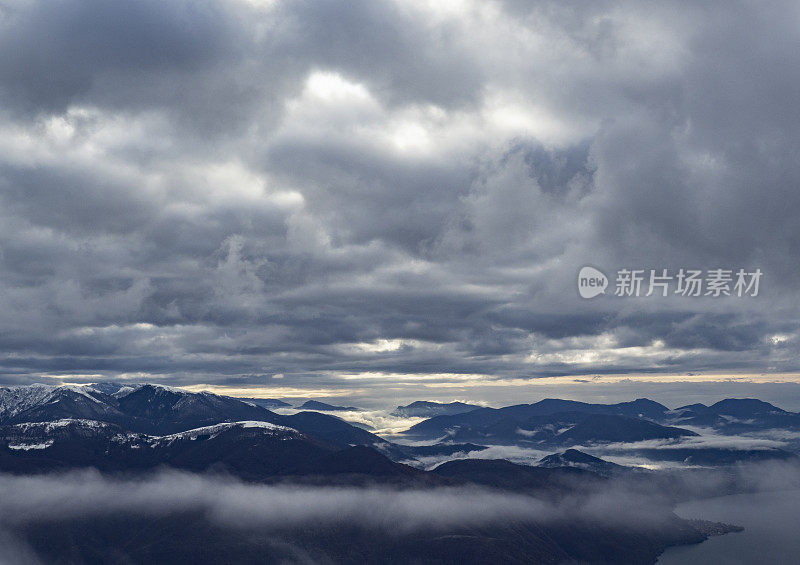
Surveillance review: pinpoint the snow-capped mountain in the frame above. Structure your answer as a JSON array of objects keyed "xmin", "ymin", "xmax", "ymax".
[
  {"xmin": 0, "ymin": 384, "xmax": 96, "ymax": 420},
  {"xmin": 0, "ymin": 383, "xmax": 282, "ymax": 434},
  {"xmin": 0, "ymin": 413, "xmax": 426, "ymax": 481},
  {"xmin": 0, "ymin": 383, "xmax": 400, "ymax": 453}
]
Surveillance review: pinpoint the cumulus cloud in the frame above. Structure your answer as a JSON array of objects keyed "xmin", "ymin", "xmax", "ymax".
[{"xmin": 1, "ymin": 0, "xmax": 800, "ymax": 392}]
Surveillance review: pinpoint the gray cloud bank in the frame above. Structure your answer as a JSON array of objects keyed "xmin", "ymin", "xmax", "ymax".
[
  {"xmin": 0, "ymin": 469, "xmax": 653, "ymax": 564},
  {"xmin": 1, "ymin": 0, "xmax": 800, "ymax": 388},
  {"xmin": 0, "ymin": 462, "xmax": 798, "ymax": 563}
]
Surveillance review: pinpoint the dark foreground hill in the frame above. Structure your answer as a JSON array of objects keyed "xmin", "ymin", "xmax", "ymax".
[
  {"xmin": 0, "ymin": 419, "xmax": 432, "ymax": 485},
  {"xmin": 14, "ymin": 507, "xmax": 710, "ymax": 565}
]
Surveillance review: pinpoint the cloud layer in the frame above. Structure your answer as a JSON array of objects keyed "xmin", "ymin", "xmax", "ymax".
[
  {"xmin": 0, "ymin": 467, "xmax": 726, "ymax": 563},
  {"xmin": 0, "ymin": 462, "xmax": 798, "ymax": 563},
  {"xmin": 1, "ymin": 0, "xmax": 800, "ymax": 390}
]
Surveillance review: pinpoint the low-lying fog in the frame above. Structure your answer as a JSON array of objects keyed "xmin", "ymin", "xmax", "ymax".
[{"xmin": 0, "ymin": 460, "xmax": 798, "ymax": 564}]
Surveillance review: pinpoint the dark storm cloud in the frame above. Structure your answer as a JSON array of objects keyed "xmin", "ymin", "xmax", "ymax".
[
  {"xmin": 0, "ymin": 0, "xmax": 242, "ymax": 114},
  {"xmin": 0, "ymin": 0, "xmax": 799, "ymax": 389},
  {"xmin": 272, "ymin": 0, "xmax": 484, "ymax": 108}
]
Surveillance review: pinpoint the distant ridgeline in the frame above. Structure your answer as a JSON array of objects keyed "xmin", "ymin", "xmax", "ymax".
[{"xmin": 0, "ymin": 385, "xmax": 797, "ymax": 477}]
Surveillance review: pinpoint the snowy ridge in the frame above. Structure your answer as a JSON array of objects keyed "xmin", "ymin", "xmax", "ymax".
[
  {"xmin": 58, "ymin": 385, "xmax": 105, "ymax": 404},
  {"xmin": 0, "ymin": 384, "xmax": 114, "ymax": 419},
  {"xmin": 112, "ymin": 386, "xmax": 136, "ymax": 397},
  {"xmin": 85, "ymin": 382, "xmax": 141, "ymax": 398},
  {"xmin": 0, "ymin": 383, "xmax": 222, "ymax": 423},
  {"xmin": 4, "ymin": 419, "xmax": 300, "ymax": 450},
  {"xmin": 147, "ymin": 421, "xmax": 299, "ymax": 446},
  {"xmin": 0, "ymin": 385, "xmax": 60, "ymax": 419},
  {"xmin": 8, "ymin": 440, "xmax": 54, "ymax": 451},
  {"xmin": 135, "ymin": 384, "xmax": 190, "ymax": 394},
  {"xmin": 12, "ymin": 419, "xmax": 113, "ymax": 432}
]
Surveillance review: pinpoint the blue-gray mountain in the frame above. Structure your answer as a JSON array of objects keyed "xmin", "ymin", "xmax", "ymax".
[
  {"xmin": 237, "ymin": 397, "xmax": 292, "ymax": 409},
  {"xmin": 296, "ymin": 400, "xmax": 360, "ymax": 411},
  {"xmin": 538, "ymin": 449, "xmax": 626, "ymax": 476},
  {"xmin": 402, "ymin": 397, "xmax": 800, "ymax": 444},
  {"xmin": 666, "ymin": 399, "xmax": 800, "ymax": 434},
  {"xmin": 392, "ymin": 400, "xmax": 483, "ymax": 418}
]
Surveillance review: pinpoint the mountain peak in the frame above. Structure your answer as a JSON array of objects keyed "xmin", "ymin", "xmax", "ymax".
[
  {"xmin": 297, "ymin": 400, "xmax": 359, "ymax": 411},
  {"xmin": 150, "ymin": 420, "xmax": 300, "ymax": 446},
  {"xmin": 392, "ymin": 400, "xmax": 482, "ymax": 418},
  {"xmin": 538, "ymin": 449, "xmax": 624, "ymax": 476},
  {"xmin": 709, "ymin": 398, "xmax": 788, "ymax": 416}
]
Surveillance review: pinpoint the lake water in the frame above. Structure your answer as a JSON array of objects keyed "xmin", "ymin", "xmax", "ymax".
[{"xmin": 657, "ymin": 489, "xmax": 800, "ymax": 564}]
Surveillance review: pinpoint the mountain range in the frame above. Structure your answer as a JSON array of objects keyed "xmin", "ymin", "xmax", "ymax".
[
  {"xmin": 401, "ymin": 397, "xmax": 800, "ymax": 444},
  {"xmin": 0, "ymin": 383, "xmax": 788, "ymax": 563},
  {"xmin": 2, "ymin": 385, "xmax": 797, "ymax": 475}
]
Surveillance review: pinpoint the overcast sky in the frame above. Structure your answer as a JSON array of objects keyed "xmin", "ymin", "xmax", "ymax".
[{"xmin": 1, "ymin": 0, "xmax": 799, "ymax": 401}]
